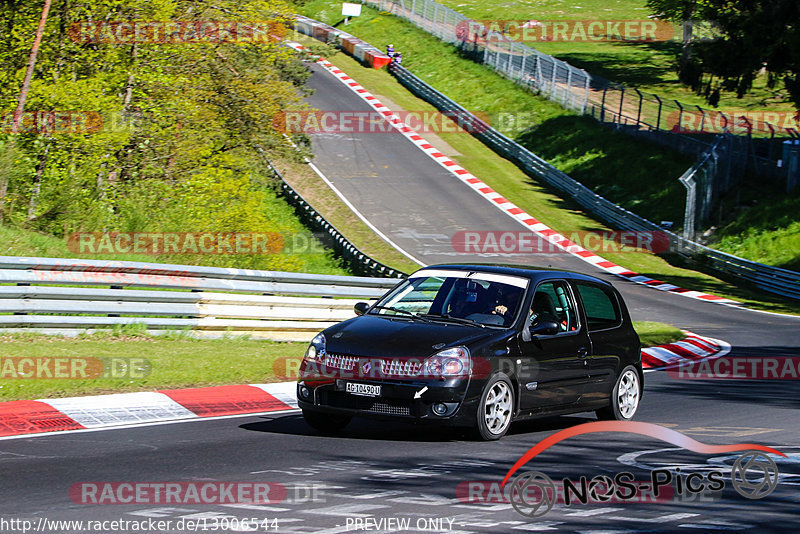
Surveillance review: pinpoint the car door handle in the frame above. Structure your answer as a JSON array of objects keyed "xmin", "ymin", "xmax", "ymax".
[{"xmin": 577, "ymin": 347, "xmax": 589, "ymax": 358}]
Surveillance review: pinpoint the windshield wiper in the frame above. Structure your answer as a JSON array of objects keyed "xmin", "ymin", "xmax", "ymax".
[
  {"xmin": 421, "ymin": 313, "xmax": 486, "ymax": 328},
  {"xmin": 370, "ymin": 306, "xmax": 433, "ymax": 323}
]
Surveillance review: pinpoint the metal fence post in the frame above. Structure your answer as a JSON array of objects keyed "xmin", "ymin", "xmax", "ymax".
[
  {"xmin": 506, "ymin": 40, "xmax": 513, "ymax": 75},
  {"xmin": 696, "ymin": 105, "xmax": 706, "ymax": 133},
  {"xmin": 579, "ymin": 74, "xmax": 589, "ymax": 114},
  {"xmin": 654, "ymin": 94, "xmax": 662, "ymax": 131},
  {"xmin": 634, "ymin": 88, "xmax": 642, "ymax": 128},
  {"xmin": 599, "ymin": 85, "xmax": 607, "ymax": 122},
  {"xmin": 566, "ymin": 68, "xmax": 573, "ymax": 109},
  {"xmin": 679, "ymin": 168, "xmax": 697, "ymax": 242}
]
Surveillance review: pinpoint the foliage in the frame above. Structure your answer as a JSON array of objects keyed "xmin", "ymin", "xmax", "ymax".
[
  {"xmin": 0, "ymin": 0, "xmax": 346, "ymax": 273},
  {"xmin": 647, "ymin": 0, "xmax": 800, "ymax": 107}
]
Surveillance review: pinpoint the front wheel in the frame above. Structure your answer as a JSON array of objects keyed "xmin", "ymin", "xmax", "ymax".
[
  {"xmin": 596, "ymin": 366, "xmax": 641, "ymax": 421},
  {"xmin": 302, "ymin": 409, "xmax": 351, "ymax": 433},
  {"xmin": 476, "ymin": 374, "xmax": 515, "ymax": 440}
]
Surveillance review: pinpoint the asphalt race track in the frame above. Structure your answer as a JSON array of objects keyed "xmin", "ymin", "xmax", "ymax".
[{"xmin": 1, "ymin": 60, "xmax": 799, "ymax": 534}]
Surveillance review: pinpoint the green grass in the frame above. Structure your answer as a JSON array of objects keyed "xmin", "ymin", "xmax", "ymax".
[
  {"xmin": 0, "ymin": 322, "xmax": 681, "ymax": 401},
  {"xmin": 433, "ymin": 0, "xmax": 795, "ymax": 111},
  {"xmin": 710, "ymin": 188, "xmax": 800, "ymax": 272},
  {"xmin": 299, "ymin": 4, "xmax": 800, "ymax": 267},
  {"xmin": 271, "ymin": 157, "xmax": 421, "ymax": 274},
  {"xmin": 0, "ymin": 221, "xmax": 349, "ymax": 276},
  {"xmin": 517, "ymin": 116, "xmax": 690, "ymax": 224},
  {"xmin": 293, "ymin": 32, "xmax": 800, "ymax": 315},
  {"xmin": 0, "ymin": 329, "xmax": 303, "ymax": 401},
  {"xmin": 296, "ymin": 4, "xmax": 692, "ymax": 226},
  {"xmin": 634, "ymin": 321, "xmax": 683, "ymax": 347}
]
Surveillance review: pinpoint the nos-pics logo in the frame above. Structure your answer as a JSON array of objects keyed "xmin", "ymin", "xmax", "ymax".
[{"xmin": 502, "ymin": 421, "xmax": 782, "ymax": 518}]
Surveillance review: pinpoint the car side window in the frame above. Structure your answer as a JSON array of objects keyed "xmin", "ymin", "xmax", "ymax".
[
  {"xmin": 530, "ymin": 281, "xmax": 578, "ymax": 333},
  {"xmin": 574, "ymin": 282, "xmax": 621, "ymax": 331}
]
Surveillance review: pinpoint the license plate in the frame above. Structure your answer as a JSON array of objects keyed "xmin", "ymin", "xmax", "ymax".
[{"xmin": 346, "ymin": 382, "xmax": 381, "ymax": 397}]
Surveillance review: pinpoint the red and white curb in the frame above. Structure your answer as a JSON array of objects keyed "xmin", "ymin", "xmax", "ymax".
[
  {"xmin": 0, "ymin": 382, "xmax": 299, "ymax": 439},
  {"xmin": 287, "ymin": 40, "xmax": 739, "ymax": 307},
  {"xmin": 0, "ymin": 332, "xmax": 726, "ymax": 438},
  {"xmin": 642, "ymin": 331, "xmax": 730, "ymax": 372}
]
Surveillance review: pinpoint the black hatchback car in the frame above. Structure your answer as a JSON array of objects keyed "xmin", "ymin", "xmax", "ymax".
[{"xmin": 296, "ymin": 264, "xmax": 642, "ymax": 440}]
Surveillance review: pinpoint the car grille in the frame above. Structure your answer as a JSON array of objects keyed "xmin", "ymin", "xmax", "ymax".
[
  {"xmin": 380, "ymin": 359, "xmax": 422, "ymax": 377},
  {"xmin": 323, "ymin": 352, "xmax": 422, "ymax": 377},
  {"xmin": 370, "ymin": 402, "xmax": 411, "ymax": 416},
  {"xmin": 323, "ymin": 353, "xmax": 357, "ymax": 371},
  {"xmin": 324, "ymin": 391, "xmax": 412, "ymax": 416}
]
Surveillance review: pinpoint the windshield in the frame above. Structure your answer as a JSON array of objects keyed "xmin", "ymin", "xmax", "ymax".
[{"xmin": 371, "ymin": 269, "xmax": 528, "ymax": 327}]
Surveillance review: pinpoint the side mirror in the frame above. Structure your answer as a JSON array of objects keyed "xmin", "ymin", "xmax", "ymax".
[
  {"xmin": 529, "ymin": 319, "xmax": 559, "ymax": 336},
  {"xmin": 354, "ymin": 302, "xmax": 370, "ymax": 316}
]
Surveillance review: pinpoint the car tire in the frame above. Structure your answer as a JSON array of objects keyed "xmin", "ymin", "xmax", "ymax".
[
  {"xmin": 596, "ymin": 365, "xmax": 641, "ymax": 421},
  {"xmin": 475, "ymin": 374, "xmax": 515, "ymax": 440},
  {"xmin": 302, "ymin": 409, "xmax": 352, "ymax": 433}
]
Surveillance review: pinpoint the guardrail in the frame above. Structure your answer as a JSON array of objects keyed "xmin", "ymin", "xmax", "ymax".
[
  {"xmin": 264, "ymin": 159, "xmax": 406, "ymax": 279},
  {"xmin": 362, "ymin": 0, "xmax": 590, "ymax": 113},
  {"xmin": 385, "ymin": 63, "xmax": 800, "ymax": 301},
  {"xmin": 0, "ymin": 256, "xmax": 400, "ymax": 341},
  {"xmin": 291, "ymin": 13, "xmax": 800, "ymax": 302}
]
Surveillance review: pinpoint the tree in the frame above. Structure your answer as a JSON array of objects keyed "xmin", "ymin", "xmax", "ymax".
[
  {"xmin": 0, "ymin": 0, "xmax": 311, "ymax": 233},
  {"xmin": 648, "ymin": 0, "xmax": 800, "ymax": 108}
]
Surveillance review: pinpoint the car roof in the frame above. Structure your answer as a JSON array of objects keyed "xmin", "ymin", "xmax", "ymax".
[{"xmin": 414, "ymin": 263, "xmax": 613, "ymax": 287}]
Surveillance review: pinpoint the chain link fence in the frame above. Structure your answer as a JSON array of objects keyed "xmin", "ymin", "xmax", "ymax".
[
  {"xmin": 292, "ymin": 12, "xmax": 800, "ymax": 300},
  {"xmin": 363, "ymin": 0, "xmax": 591, "ymax": 113},
  {"xmin": 389, "ymin": 62, "xmax": 800, "ymax": 300},
  {"xmin": 363, "ymin": 0, "xmax": 796, "ymax": 189}
]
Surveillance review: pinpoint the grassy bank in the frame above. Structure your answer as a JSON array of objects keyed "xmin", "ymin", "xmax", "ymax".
[
  {"xmin": 0, "ymin": 331, "xmax": 302, "ymax": 401},
  {"xmin": 293, "ymin": 34, "xmax": 800, "ymax": 314},
  {"xmin": 0, "ymin": 321, "xmax": 683, "ymax": 401},
  {"xmin": 296, "ymin": 3, "xmax": 693, "ymax": 228},
  {"xmin": 271, "ymin": 157, "xmax": 421, "ymax": 274},
  {"xmin": 315, "ymin": 3, "xmax": 800, "ymax": 273},
  {"xmin": 0, "ymin": 217, "xmax": 348, "ymax": 275},
  {"xmin": 433, "ymin": 0, "xmax": 794, "ymax": 111}
]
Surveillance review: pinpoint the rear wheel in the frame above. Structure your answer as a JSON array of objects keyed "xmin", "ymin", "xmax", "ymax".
[
  {"xmin": 476, "ymin": 374, "xmax": 514, "ymax": 440},
  {"xmin": 596, "ymin": 366, "xmax": 641, "ymax": 420},
  {"xmin": 302, "ymin": 409, "xmax": 351, "ymax": 433}
]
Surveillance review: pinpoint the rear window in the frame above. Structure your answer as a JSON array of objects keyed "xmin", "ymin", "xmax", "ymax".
[{"xmin": 574, "ymin": 283, "xmax": 621, "ymax": 331}]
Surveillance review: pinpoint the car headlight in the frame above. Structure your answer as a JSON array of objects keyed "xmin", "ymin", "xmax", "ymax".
[
  {"xmin": 422, "ymin": 346, "xmax": 471, "ymax": 378},
  {"xmin": 304, "ymin": 333, "xmax": 326, "ymax": 363}
]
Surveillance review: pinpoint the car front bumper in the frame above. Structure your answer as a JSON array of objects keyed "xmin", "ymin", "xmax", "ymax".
[{"xmin": 296, "ymin": 378, "xmax": 478, "ymax": 425}]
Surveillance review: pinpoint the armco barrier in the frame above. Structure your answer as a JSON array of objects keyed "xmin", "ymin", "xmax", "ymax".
[
  {"xmin": 362, "ymin": 0, "xmax": 590, "ymax": 112},
  {"xmin": 260, "ymin": 156, "xmax": 405, "ymax": 279},
  {"xmin": 293, "ymin": 15, "xmax": 391, "ymax": 69},
  {"xmin": 385, "ymin": 63, "xmax": 800, "ymax": 301},
  {"xmin": 0, "ymin": 256, "xmax": 400, "ymax": 341},
  {"xmin": 291, "ymin": 16, "xmax": 800, "ymax": 302}
]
